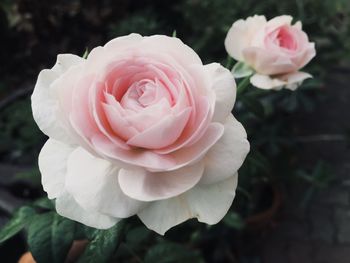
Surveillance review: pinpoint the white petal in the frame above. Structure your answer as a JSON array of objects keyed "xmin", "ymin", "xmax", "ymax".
[
  {"xmin": 65, "ymin": 147, "xmax": 144, "ymax": 218},
  {"xmin": 52, "ymin": 54, "xmax": 85, "ymax": 74},
  {"xmin": 251, "ymin": 71, "xmax": 312, "ymax": 91},
  {"xmin": 56, "ymin": 191, "xmax": 119, "ymax": 229},
  {"xmin": 283, "ymin": 71, "xmax": 312, "ymax": 90},
  {"xmin": 225, "ymin": 15, "xmax": 267, "ymax": 61},
  {"xmin": 38, "ymin": 139, "xmax": 74, "ymax": 199},
  {"xmin": 201, "ymin": 115, "xmax": 249, "ymax": 184},
  {"xmin": 250, "ymin": 74, "xmax": 285, "ymax": 90},
  {"xmin": 138, "ymin": 174, "xmax": 238, "ymax": 235},
  {"xmin": 118, "ymin": 161, "xmax": 204, "ymax": 202},
  {"xmin": 204, "ymin": 63, "xmax": 236, "ymax": 123},
  {"xmin": 31, "ymin": 54, "xmax": 84, "ymax": 144}
]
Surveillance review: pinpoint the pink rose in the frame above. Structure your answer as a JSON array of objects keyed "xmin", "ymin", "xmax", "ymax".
[
  {"xmin": 32, "ymin": 34, "xmax": 250, "ymax": 234},
  {"xmin": 225, "ymin": 15, "xmax": 316, "ymax": 90}
]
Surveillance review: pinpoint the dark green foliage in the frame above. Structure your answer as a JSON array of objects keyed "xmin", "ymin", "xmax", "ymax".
[
  {"xmin": 77, "ymin": 221, "xmax": 126, "ymax": 263},
  {"xmin": 28, "ymin": 212, "xmax": 75, "ymax": 263}
]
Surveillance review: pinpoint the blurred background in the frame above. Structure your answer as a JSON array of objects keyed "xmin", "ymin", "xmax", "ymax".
[{"xmin": 0, "ymin": 0, "xmax": 350, "ymax": 262}]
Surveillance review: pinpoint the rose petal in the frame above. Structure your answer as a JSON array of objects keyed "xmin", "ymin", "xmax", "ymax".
[
  {"xmin": 225, "ymin": 15, "xmax": 267, "ymax": 61},
  {"xmin": 56, "ymin": 191, "xmax": 119, "ymax": 229},
  {"xmin": 92, "ymin": 135, "xmax": 177, "ymax": 170},
  {"xmin": 250, "ymin": 71, "xmax": 312, "ymax": 90},
  {"xmin": 65, "ymin": 147, "xmax": 144, "ymax": 218},
  {"xmin": 204, "ymin": 63, "xmax": 236, "ymax": 123},
  {"xmin": 118, "ymin": 161, "xmax": 204, "ymax": 202},
  {"xmin": 200, "ymin": 115, "xmax": 249, "ymax": 184},
  {"xmin": 32, "ymin": 54, "xmax": 84, "ymax": 144},
  {"xmin": 250, "ymin": 73, "xmax": 286, "ymax": 90},
  {"xmin": 126, "ymin": 107, "xmax": 191, "ymax": 149},
  {"xmin": 169, "ymin": 122, "xmax": 224, "ymax": 171},
  {"xmin": 38, "ymin": 139, "xmax": 74, "ymax": 199},
  {"xmin": 243, "ymin": 47, "xmax": 296, "ymax": 75},
  {"xmin": 138, "ymin": 174, "xmax": 238, "ymax": 235}
]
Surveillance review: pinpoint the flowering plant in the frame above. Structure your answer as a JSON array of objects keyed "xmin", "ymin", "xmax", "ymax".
[{"xmin": 0, "ymin": 12, "xmax": 319, "ymax": 262}]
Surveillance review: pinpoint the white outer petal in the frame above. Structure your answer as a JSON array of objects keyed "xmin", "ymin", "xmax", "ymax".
[
  {"xmin": 204, "ymin": 63, "xmax": 236, "ymax": 123},
  {"xmin": 38, "ymin": 139, "xmax": 74, "ymax": 199},
  {"xmin": 225, "ymin": 15, "xmax": 267, "ymax": 61},
  {"xmin": 250, "ymin": 72, "xmax": 312, "ymax": 90},
  {"xmin": 138, "ymin": 174, "xmax": 238, "ymax": 235},
  {"xmin": 200, "ymin": 115, "xmax": 249, "ymax": 184},
  {"xmin": 56, "ymin": 191, "xmax": 119, "ymax": 229},
  {"xmin": 65, "ymin": 147, "xmax": 144, "ymax": 218},
  {"xmin": 31, "ymin": 54, "xmax": 84, "ymax": 144}
]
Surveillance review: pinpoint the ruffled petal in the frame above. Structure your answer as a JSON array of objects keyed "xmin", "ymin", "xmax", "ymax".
[
  {"xmin": 38, "ymin": 139, "xmax": 74, "ymax": 199},
  {"xmin": 203, "ymin": 63, "xmax": 236, "ymax": 123},
  {"xmin": 250, "ymin": 71, "xmax": 312, "ymax": 90},
  {"xmin": 65, "ymin": 147, "xmax": 144, "ymax": 218},
  {"xmin": 126, "ymin": 108, "xmax": 191, "ymax": 149},
  {"xmin": 225, "ymin": 15, "xmax": 267, "ymax": 61},
  {"xmin": 138, "ymin": 174, "xmax": 238, "ymax": 235},
  {"xmin": 31, "ymin": 54, "xmax": 84, "ymax": 144},
  {"xmin": 118, "ymin": 161, "xmax": 204, "ymax": 202},
  {"xmin": 56, "ymin": 191, "xmax": 119, "ymax": 229},
  {"xmin": 201, "ymin": 115, "xmax": 249, "ymax": 184}
]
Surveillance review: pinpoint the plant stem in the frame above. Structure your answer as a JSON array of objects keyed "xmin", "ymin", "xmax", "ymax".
[{"xmin": 236, "ymin": 76, "xmax": 251, "ymax": 96}]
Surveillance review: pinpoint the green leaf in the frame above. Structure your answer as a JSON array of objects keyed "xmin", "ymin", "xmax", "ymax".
[
  {"xmin": 223, "ymin": 212, "xmax": 245, "ymax": 230},
  {"xmin": 144, "ymin": 242, "xmax": 202, "ymax": 263},
  {"xmin": 231, "ymin": 61, "xmax": 254, "ymax": 79},
  {"xmin": 28, "ymin": 212, "xmax": 75, "ymax": 263},
  {"xmin": 0, "ymin": 206, "xmax": 35, "ymax": 244},
  {"xmin": 77, "ymin": 221, "xmax": 126, "ymax": 263}
]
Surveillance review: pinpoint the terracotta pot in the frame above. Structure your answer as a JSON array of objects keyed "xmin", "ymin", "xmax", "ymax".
[{"xmin": 245, "ymin": 184, "xmax": 282, "ymax": 230}]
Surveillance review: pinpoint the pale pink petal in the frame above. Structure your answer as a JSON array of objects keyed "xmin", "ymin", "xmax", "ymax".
[
  {"xmin": 265, "ymin": 15, "xmax": 293, "ymax": 32},
  {"xmin": 243, "ymin": 47, "xmax": 296, "ymax": 75},
  {"xmin": 118, "ymin": 161, "xmax": 204, "ymax": 202},
  {"xmin": 124, "ymin": 98, "xmax": 172, "ymax": 132},
  {"xmin": 201, "ymin": 115, "xmax": 249, "ymax": 184},
  {"xmin": 154, "ymin": 96, "xmax": 211, "ymax": 154},
  {"xmin": 91, "ymin": 135, "xmax": 177, "ymax": 170},
  {"xmin": 90, "ymin": 82, "xmax": 130, "ymax": 150},
  {"xmin": 225, "ymin": 15, "xmax": 267, "ymax": 61},
  {"xmin": 127, "ymin": 108, "xmax": 191, "ymax": 149},
  {"xmin": 203, "ymin": 63, "xmax": 236, "ymax": 123},
  {"xmin": 142, "ymin": 35, "xmax": 202, "ymax": 66},
  {"xmin": 169, "ymin": 122, "xmax": 224, "ymax": 171},
  {"xmin": 103, "ymin": 103, "xmax": 138, "ymax": 141}
]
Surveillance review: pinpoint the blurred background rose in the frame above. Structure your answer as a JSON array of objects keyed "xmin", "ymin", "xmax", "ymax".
[{"xmin": 0, "ymin": 0, "xmax": 349, "ymax": 262}]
